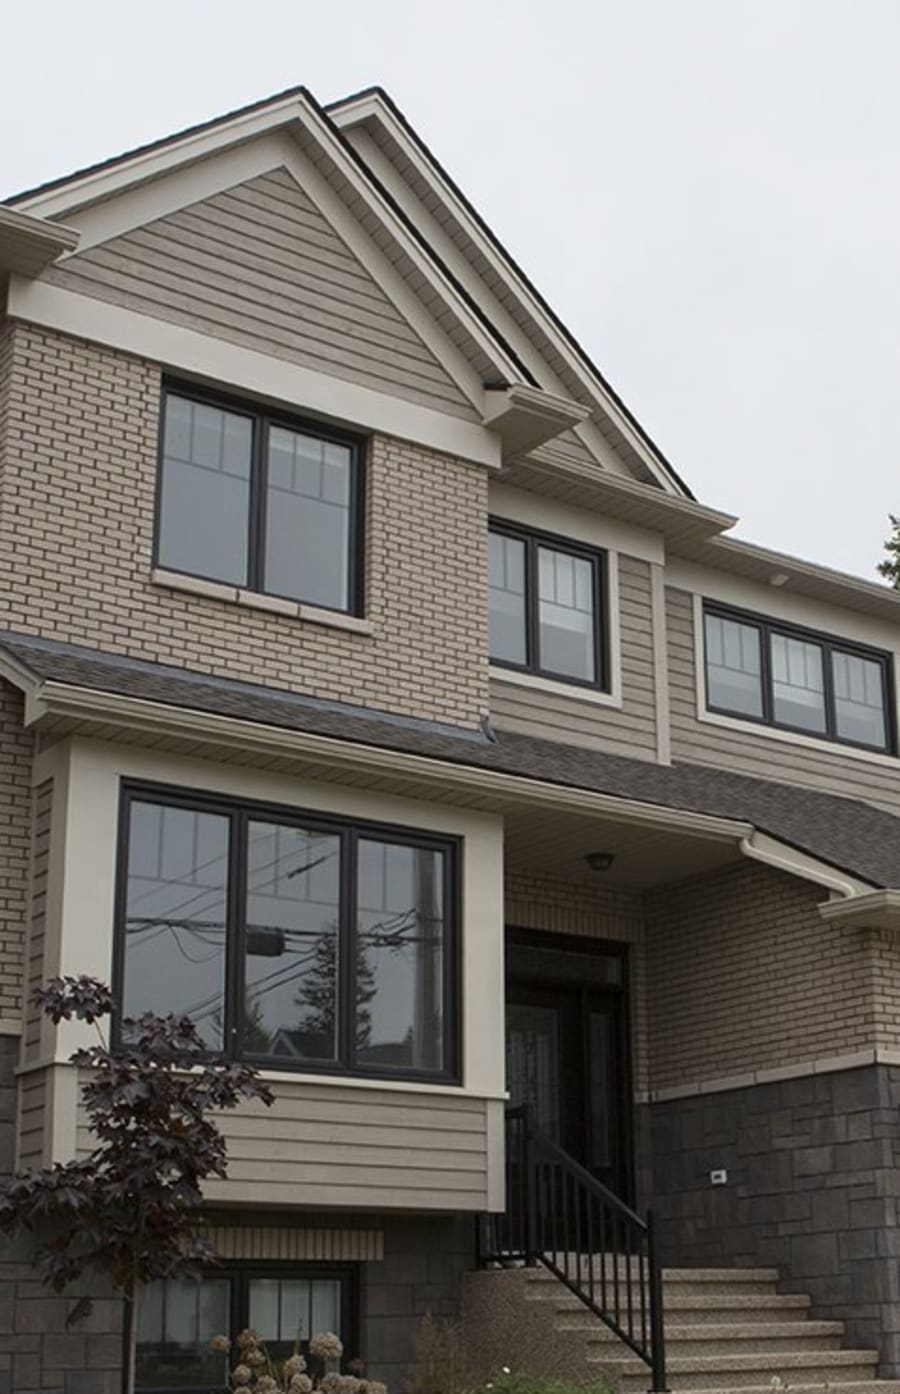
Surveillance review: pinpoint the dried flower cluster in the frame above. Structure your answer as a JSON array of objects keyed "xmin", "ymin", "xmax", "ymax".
[{"xmin": 213, "ymin": 1327, "xmax": 387, "ymax": 1394}]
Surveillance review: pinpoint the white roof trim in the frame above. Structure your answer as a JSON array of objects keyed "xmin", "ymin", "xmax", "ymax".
[
  {"xmin": 0, "ymin": 206, "xmax": 79, "ymax": 277},
  {"xmin": 330, "ymin": 90, "xmax": 688, "ymax": 497}
]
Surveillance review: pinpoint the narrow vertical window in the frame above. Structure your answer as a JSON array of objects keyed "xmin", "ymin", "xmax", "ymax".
[
  {"xmin": 121, "ymin": 800, "xmax": 229, "ymax": 1050},
  {"xmin": 832, "ymin": 651, "xmax": 888, "ymax": 748},
  {"xmin": 264, "ymin": 427, "xmax": 352, "ymax": 609},
  {"xmin": 488, "ymin": 531, "xmax": 527, "ymax": 665},
  {"xmin": 704, "ymin": 613, "xmax": 764, "ymax": 717},
  {"xmin": 537, "ymin": 545, "xmax": 596, "ymax": 682},
  {"xmin": 158, "ymin": 395, "xmax": 252, "ymax": 585},
  {"xmin": 771, "ymin": 634, "xmax": 826, "ymax": 733}
]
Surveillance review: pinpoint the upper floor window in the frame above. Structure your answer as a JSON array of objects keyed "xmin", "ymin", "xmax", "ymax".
[
  {"xmin": 156, "ymin": 385, "xmax": 364, "ymax": 613},
  {"xmin": 703, "ymin": 603, "xmax": 895, "ymax": 753},
  {"xmin": 488, "ymin": 520, "xmax": 607, "ymax": 688},
  {"xmin": 116, "ymin": 785, "xmax": 459, "ymax": 1083}
]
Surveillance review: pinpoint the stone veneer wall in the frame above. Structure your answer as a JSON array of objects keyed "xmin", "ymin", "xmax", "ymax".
[
  {"xmin": 643, "ymin": 1064, "xmax": 900, "ymax": 1376},
  {"xmin": 0, "ymin": 319, "xmax": 489, "ymax": 729}
]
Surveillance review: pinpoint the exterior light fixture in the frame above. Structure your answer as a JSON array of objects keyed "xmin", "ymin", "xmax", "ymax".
[{"xmin": 584, "ymin": 851, "xmax": 615, "ymax": 872}]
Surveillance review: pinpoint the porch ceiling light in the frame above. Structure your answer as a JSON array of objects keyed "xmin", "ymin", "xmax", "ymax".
[{"xmin": 584, "ymin": 851, "xmax": 615, "ymax": 872}]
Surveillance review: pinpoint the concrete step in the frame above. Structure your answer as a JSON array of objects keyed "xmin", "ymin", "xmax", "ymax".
[
  {"xmin": 602, "ymin": 1349, "xmax": 880, "ymax": 1393},
  {"xmin": 560, "ymin": 1318, "xmax": 846, "ymax": 1355},
  {"xmin": 666, "ymin": 1387, "xmax": 900, "ymax": 1394},
  {"xmin": 525, "ymin": 1264, "xmax": 782, "ymax": 1299},
  {"xmin": 526, "ymin": 1288, "xmax": 813, "ymax": 1322}
]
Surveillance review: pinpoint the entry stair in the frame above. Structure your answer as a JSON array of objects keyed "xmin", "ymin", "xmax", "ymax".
[{"xmin": 466, "ymin": 1261, "xmax": 899, "ymax": 1393}]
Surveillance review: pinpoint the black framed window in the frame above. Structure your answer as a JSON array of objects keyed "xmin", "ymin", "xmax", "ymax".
[
  {"xmin": 135, "ymin": 1264, "xmax": 355, "ymax": 1393},
  {"xmin": 488, "ymin": 519, "xmax": 606, "ymax": 688},
  {"xmin": 703, "ymin": 603, "xmax": 895, "ymax": 753},
  {"xmin": 156, "ymin": 384, "xmax": 364, "ymax": 614},
  {"xmin": 115, "ymin": 785, "xmax": 460, "ymax": 1082}
]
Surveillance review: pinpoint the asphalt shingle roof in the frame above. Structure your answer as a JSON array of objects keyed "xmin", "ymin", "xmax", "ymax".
[{"xmin": 3, "ymin": 630, "xmax": 900, "ymax": 890}]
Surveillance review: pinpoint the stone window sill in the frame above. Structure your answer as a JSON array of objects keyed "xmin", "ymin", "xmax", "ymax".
[{"xmin": 150, "ymin": 568, "xmax": 375, "ymax": 636}]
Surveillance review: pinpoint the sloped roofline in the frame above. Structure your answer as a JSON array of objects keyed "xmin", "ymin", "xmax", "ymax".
[{"xmin": 327, "ymin": 85, "xmax": 696, "ymax": 500}]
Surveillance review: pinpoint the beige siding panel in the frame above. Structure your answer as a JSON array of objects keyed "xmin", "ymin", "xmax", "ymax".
[
  {"xmin": 17, "ymin": 1070, "xmax": 46, "ymax": 1169},
  {"xmin": 45, "ymin": 167, "xmax": 477, "ymax": 422},
  {"xmin": 77, "ymin": 1076, "xmax": 490, "ymax": 1211},
  {"xmin": 489, "ymin": 555, "xmax": 658, "ymax": 758},
  {"xmin": 23, "ymin": 779, "xmax": 52, "ymax": 1062},
  {"xmin": 667, "ymin": 585, "xmax": 900, "ymax": 815}
]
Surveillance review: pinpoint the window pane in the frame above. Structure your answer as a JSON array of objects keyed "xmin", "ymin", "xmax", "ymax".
[
  {"xmin": 248, "ymin": 1277, "xmax": 342, "ymax": 1370},
  {"xmin": 704, "ymin": 614, "xmax": 764, "ymax": 718},
  {"xmin": 355, "ymin": 840, "xmax": 446, "ymax": 1072},
  {"xmin": 243, "ymin": 822, "xmax": 342, "ymax": 1062},
  {"xmin": 771, "ymin": 633, "xmax": 826, "ymax": 733},
  {"xmin": 122, "ymin": 801, "xmax": 229, "ymax": 1050},
  {"xmin": 158, "ymin": 394, "xmax": 251, "ymax": 585},
  {"xmin": 832, "ymin": 650, "xmax": 888, "ymax": 747},
  {"xmin": 488, "ymin": 532, "xmax": 527, "ymax": 665},
  {"xmin": 264, "ymin": 427, "xmax": 352, "ymax": 609},
  {"xmin": 537, "ymin": 546, "xmax": 596, "ymax": 681},
  {"xmin": 136, "ymin": 1277, "xmax": 230, "ymax": 1391}
]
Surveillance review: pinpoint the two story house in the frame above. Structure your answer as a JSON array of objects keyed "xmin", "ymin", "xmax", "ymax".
[{"xmin": 3, "ymin": 85, "xmax": 900, "ymax": 1394}]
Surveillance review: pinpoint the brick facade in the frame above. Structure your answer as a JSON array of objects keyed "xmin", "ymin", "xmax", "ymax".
[
  {"xmin": 0, "ymin": 320, "xmax": 490, "ymax": 730},
  {"xmin": 0, "ymin": 683, "xmax": 33, "ymax": 1020}
]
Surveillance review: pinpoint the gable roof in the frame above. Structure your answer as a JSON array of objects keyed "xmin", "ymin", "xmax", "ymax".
[
  {"xmin": 2, "ymin": 629, "xmax": 898, "ymax": 891},
  {"xmin": 5, "ymin": 84, "xmax": 691, "ymax": 496}
]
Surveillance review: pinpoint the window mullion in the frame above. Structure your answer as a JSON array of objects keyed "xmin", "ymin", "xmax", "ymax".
[
  {"xmin": 340, "ymin": 829, "xmax": 356, "ymax": 1070},
  {"xmin": 821, "ymin": 641, "xmax": 838, "ymax": 739},
  {"xmin": 527, "ymin": 535, "xmax": 540, "ymax": 672},
  {"xmin": 759, "ymin": 622, "xmax": 775, "ymax": 723},
  {"xmin": 227, "ymin": 810, "xmax": 247, "ymax": 1061},
  {"xmin": 248, "ymin": 413, "xmax": 267, "ymax": 594}
]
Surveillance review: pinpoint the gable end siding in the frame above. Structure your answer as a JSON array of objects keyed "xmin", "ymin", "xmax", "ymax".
[{"xmin": 43, "ymin": 167, "xmax": 478, "ymax": 422}]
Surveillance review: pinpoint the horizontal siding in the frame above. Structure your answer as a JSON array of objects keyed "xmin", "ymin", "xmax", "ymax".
[
  {"xmin": 489, "ymin": 554, "xmax": 658, "ymax": 758},
  {"xmin": 78, "ymin": 1076, "xmax": 490, "ymax": 1211},
  {"xmin": 667, "ymin": 585, "xmax": 900, "ymax": 815},
  {"xmin": 46, "ymin": 167, "xmax": 477, "ymax": 422},
  {"xmin": 17, "ymin": 1070, "xmax": 45, "ymax": 1169},
  {"xmin": 23, "ymin": 779, "xmax": 52, "ymax": 1063}
]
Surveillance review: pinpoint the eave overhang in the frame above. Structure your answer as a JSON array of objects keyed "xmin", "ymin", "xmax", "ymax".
[
  {"xmin": 483, "ymin": 384, "xmax": 592, "ymax": 459},
  {"xmin": 819, "ymin": 889, "xmax": 900, "ymax": 933},
  {"xmin": 0, "ymin": 206, "xmax": 79, "ymax": 277}
]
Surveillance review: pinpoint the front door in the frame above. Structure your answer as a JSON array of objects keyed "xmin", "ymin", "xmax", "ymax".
[{"xmin": 505, "ymin": 932, "xmax": 630, "ymax": 1197}]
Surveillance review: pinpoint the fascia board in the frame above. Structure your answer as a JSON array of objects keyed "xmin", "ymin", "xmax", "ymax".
[
  {"xmin": 819, "ymin": 889, "xmax": 900, "ymax": 930},
  {"xmin": 10, "ymin": 94, "xmax": 309, "ymax": 219},
  {"xmin": 697, "ymin": 535, "xmax": 900, "ymax": 622},
  {"xmin": 31, "ymin": 680, "xmax": 753, "ymax": 841},
  {"xmin": 0, "ymin": 206, "xmax": 79, "ymax": 276},
  {"xmin": 330, "ymin": 92, "xmax": 689, "ymax": 497}
]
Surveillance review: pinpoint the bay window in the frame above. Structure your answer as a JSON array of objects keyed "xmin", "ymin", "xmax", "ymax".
[{"xmin": 116, "ymin": 786, "xmax": 459, "ymax": 1082}]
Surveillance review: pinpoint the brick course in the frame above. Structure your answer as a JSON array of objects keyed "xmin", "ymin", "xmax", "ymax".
[{"xmin": 0, "ymin": 320, "xmax": 489, "ymax": 729}]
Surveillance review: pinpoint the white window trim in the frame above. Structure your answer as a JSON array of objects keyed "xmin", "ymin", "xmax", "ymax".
[
  {"xmin": 488, "ymin": 535, "xmax": 622, "ymax": 706},
  {"xmin": 150, "ymin": 568, "xmax": 375, "ymax": 636},
  {"xmin": 691, "ymin": 593, "xmax": 900, "ymax": 768}
]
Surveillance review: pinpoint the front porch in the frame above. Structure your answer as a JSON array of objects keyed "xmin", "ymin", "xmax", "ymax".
[{"xmin": 494, "ymin": 802, "xmax": 900, "ymax": 1383}]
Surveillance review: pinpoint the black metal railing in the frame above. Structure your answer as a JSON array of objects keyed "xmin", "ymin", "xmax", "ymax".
[{"xmin": 480, "ymin": 1106, "xmax": 667, "ymax": 1392}]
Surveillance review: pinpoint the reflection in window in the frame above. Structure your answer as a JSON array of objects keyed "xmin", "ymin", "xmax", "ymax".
[
  {"xmin": 356, "ymin": 840, "xmax": 445, "ymax": 1072},
  {"xmin": 249, "ymin": 1276, "xmax": 341, "ymax": 1369},
  {"xmin": 488, "ymin": 522, "xmax": 605, "ymax": 688},
  {"xmin": 243, "ymin": 822, "xmax": 341, "ymax": 1062},
  {"xmin": 488, "ymin": 532, "xmax": 526, "ymax": 665},
  {"xmin": 265, "ymin": 428, "xmax": 352, "ymax": 609},
  {"xmin": 538, "ymin": 546, "xmax": 595, "ymax": 682},
  {"xmin": 136, "ymin": 1276, "xmax": 230, "ymax": 1390},
  {"xmin": 833, "ymin": 651, "xmax": 887, "ymax": 748},
  {"xmin": 156, "ymin": 388, "xmax": 360, "ymax": 613},
  {"xmin": 158, "ymin": 395, "xmax": 252, "ymax": 585},
  {"xmin": 122, "ymin": 801, "xmax": 229, "ymax": 1049},
  {"xmin": 771, "ymin": 634, "xmax": 826, "ymax": 733},
  {"xmin": 704, "ymin": 613, "xmax": 763, "ymax": 717},
  {"xmin": 118, "ymin": 791, "xmax": 458, "ymax": 1081},
  {"xmin": 703, "ymin": 604, "xmax": 894, "ymax": 752}
]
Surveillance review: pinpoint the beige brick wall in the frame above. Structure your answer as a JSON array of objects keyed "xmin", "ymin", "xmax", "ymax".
[
  {"xmin": 645, "ymin": 860, "xmax": 881, "ymax": 1092},
  {"xmin": 504, "ymin": 870, "xmax": 648, "ymax": 1097},
  {"xmin": 0, "ymin": 320, "xmax": 489, "ymax": 728},
  {"xmin": 0, "ymin": 680, "xmax": 34, "ymax": 1019}
]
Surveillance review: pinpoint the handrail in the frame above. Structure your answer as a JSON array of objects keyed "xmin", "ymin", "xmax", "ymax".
[{"xmin": 480, "ymin": 1105, "xmax": 667, "ymax": 1392}]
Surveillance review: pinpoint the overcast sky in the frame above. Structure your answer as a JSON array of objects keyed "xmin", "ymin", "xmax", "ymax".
[{"xmin": 3, "ymin": 0, "xmax": 898, "ymax": 582}]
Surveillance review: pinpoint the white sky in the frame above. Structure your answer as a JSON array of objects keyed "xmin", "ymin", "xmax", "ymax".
[{"xmin": 4, "ymin": 0, "xmax": 899, "ymax": 582}]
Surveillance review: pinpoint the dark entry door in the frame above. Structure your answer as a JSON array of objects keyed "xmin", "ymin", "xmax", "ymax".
[{"xmin": 505, "ymin": 945, "xmax": 629, "ymax": 1197}]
